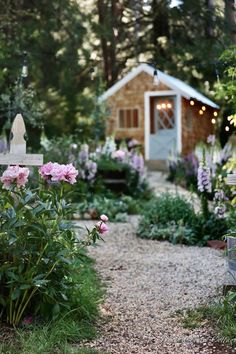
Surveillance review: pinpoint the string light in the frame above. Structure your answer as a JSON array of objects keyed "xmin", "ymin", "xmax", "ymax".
[
  {"xmin": 161, "ymin": 103, "xmax": 166, "ymax": 109},
  {"xmin": 225, "ymin": 126, "xmax": 230, "ymax": 132},
  {"xmin": 202, "ymin": 106, "xmax": 206, "ymax": 111},
  {"xmin": 199, "ymin": 110, "xmax": 203, "ymax": 115},
  {"xmin": 153, "ymin": 69, "xmax": 159, "ymax": 85},
  {"xmin": 213, "ymin": 111, "xmax": 218, "ymax": 117},
  {"xmin": 190, "ymin": 99, "xmax": 195, "ymax": 106},
  {"xmin": 157, "ymin": 104, "xmax": 161, "ymax": 110},
  {"xmin": 211, "ymin": 118, "xmax": 216, "ymax": 124},
  {"xmin": 21, "ymin": 51, "xmax": 28, "ymax": 78},
  {"xmin": 227, "ymin": 116, "xmax": 231, "ymax": 121},
  {"xmin": 89, "ymin": 67, "xmax": 96, "ymax": 80},
  {"xmin": 167, "ymin": 103, "xmax": 172, "ymax": 109}
]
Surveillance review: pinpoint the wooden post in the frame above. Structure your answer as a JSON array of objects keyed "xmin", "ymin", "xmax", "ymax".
[{"xmin": 0, "ymin": 114, "xmax": 43, "ymax": 166}]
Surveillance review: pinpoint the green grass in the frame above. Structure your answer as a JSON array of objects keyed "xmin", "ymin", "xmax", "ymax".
[
  {"xmin": 0, "ymin": 255, "xmax": 105, "ymax": 354},
  {"xmin": 179, "ymin": 294, "xmax": 236, "ymax": 344},
  {"xmin": 179, "ymin": 307, "xmax": 208, "ymax": 329}
]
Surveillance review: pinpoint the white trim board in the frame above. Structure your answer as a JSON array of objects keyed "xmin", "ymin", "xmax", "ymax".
[
  {"xmin": 144, "ymin": 91, "xmax": 181, "ymax": 160},
  {"xmin": 100, "ymin": 63, "xmax": 219, "ymax": 109}
]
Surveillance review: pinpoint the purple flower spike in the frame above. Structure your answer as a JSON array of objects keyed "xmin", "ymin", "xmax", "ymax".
[{"xmin": 197, "ymin": 166, "xmax": 212, "ymax": 193}]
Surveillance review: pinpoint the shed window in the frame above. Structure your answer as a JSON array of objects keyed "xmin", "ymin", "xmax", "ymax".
[{"xmin": 118, "ymin": 109, "xmax": 139, "ymax": 128}]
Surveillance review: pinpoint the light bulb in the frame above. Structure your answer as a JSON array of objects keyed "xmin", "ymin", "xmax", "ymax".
[
  {"xmin": 21, "ymin": 65, "xmax": 28, "ymax": 78},
  {"xmin": 211, "ymin": 118, "xmax": 216, "ymax": 124},
  {"xmin": 90, "ymin": 67, "xmax": 96, "ymax": 80},
  {"xmin": 167, "ymin": 103, "xmax": 172, "ymax": 109},
  {"xmin": 199, "ymin": 110, "xmax": 203, "ymax": 115},
  {"xmin": 162, "ymin": 103, "xmax": 166, "ymax": 109},
  {"xmin": 157, "ymin": 104, "xmax": 161, "ymax": 110},
  {"xmin": 190, "ymin": 100, "xmax": 195, "ymax": 106},
  {"xmin": 202, "ymin": 106, "xmax": 206, "ymax": 111},
  {"xmin": 225, "ymin": 126, "xmax": 229, "ymax": 131},
  {"xmin": 213, "ymin": 111, "xmax": 218, "ymax": 117},
  {"xmin": 153, "ymin": 69, "xmax": 159, "ymax": 85}
]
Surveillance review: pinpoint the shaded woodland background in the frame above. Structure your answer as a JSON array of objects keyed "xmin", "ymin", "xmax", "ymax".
[{"xmin": 0, "ymin": 0, "xmax": 235, "ymax": 142}]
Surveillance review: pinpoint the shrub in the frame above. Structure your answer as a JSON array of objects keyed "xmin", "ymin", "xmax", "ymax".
[
  {"xmin": 137, "ymin": 193, "xmax": 229, "ymax": 246},
  {"xmin": 0, "ymin": 164, "xmax": 108, "ymax": 326}
]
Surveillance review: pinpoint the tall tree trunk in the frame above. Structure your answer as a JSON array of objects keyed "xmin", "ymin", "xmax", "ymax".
[
  {"xmin": 109, "ymin": 0, "xmax": 118, "ymax": 86},
  {"xmin": 97, "ymin": 0, "xmax": 110, "ymax": 84},
  {"xmin": 225, "ymin": 0, "xmax": 236, "ymax": 43},
  {"xmin": 205, "ymin": 0, "xmax": 215, "ymax": 37},
  {"xmin": 152, "ymin": 0, "xmax": 170, "ymax": 64}
]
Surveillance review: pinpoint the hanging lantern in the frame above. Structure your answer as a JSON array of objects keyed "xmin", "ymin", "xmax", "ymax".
[{"xmin": 153, "ymin": 69, "xmax": 159, "ymax": 85}]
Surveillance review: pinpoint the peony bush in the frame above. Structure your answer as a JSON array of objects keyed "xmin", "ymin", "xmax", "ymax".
[{"xmin": 0, "ymin": 163, "xmax": 108, "ymax": 326}]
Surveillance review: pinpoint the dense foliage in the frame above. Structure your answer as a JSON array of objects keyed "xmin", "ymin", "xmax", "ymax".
[
  {"xmin": 40, "ymin": 135, "xmax": 152, "ymax": 210},
  {"xmin": 137, "ymin": 193, "xmax": 230, "ymax": 246},
  {"xmin": 0, "ymin": 165, "xmax": 107, "ymax": 326},
  {"xmin": 0, "ymin": 1, "xmax": 235, "ymax": 142}
]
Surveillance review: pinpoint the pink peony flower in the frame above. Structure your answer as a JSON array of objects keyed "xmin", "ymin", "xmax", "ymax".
[
  {"xmin": 39, "ymin": 162, "xmax": 54, "ymax": 180},
  {"xmin": 62, "ymin": 163, "xmax": 78, "ymax": 184},
  {"xmin": 0, "ymin": 165, "xmax": 29, "ymax": 189},
  {"xmin": 96, "ymin": 221, "xmax": 109, "ymax": 234},
  {"xmin": 100, "ymin": 214, "xmax": 108, "ymax": 222},
  {"xmin": 39, "ymin": 162, "xmax": 78, "ymax": 185}
]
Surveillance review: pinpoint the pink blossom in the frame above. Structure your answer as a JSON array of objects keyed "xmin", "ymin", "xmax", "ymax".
[
  {"xmin": 207, "ymin": 135, "xmax": 216, "ymax": 145},
  {"xmin": 39, "ymin": 162, "xmax": 54, "ymax": 180},
  {"xmin": 62, "ymin": 163, "xmax": 78, "ymax": 184},
  {"xmin": 96, "ymin": 221, "xmax": 109, "ymax": 234},
  {"xmin": 112, "ymin": 150, "xmax": 126, "ymax": 160},
  {"xmin": 128, "ymin": 139, "xmax": 139, "ymax": 148},
  {"xmin": 39, "ymin": 162, "xmax": 78, "ymax": 184},
  {"xmin": 0, "ymin": 165, "xmax": 29, "ymax": 189},
  {"xmin": 22, "ymin": 316, "xmax": 33, "ymax": 325},
  {"xmin": 100, "ymin": 214, "xmax": 109, "ymax": 222}
]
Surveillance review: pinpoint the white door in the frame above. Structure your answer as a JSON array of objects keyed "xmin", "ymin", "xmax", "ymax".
[{"xmin": 149, "ymin": 96, "xmax": 177, "ymax": 160}]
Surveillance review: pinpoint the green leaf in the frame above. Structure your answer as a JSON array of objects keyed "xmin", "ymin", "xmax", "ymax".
[
  {"xmin": 52, "ymin": 303, "xmax": 60, "ymax": 318},
  {"xmin": 7, "ymin": 271, "xmax": 20, "ymax": 281},
  {"xmin": 0, "ymin": 296, "xmax": 6, "ymax": 306},
  {"xmin": 19, "ymin": 284, "xmax": 31, "ymax": 290},
  {"xmin": 61, "ymin": 293, "xmax": 68, "ymax": 301},
  {"xmin": 11, "ymin": 288, "xmax": 21, "ymax": 300}
]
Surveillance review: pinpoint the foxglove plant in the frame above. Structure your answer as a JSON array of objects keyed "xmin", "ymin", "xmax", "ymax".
[
  {"xmin": 129, "ymin": 152, "xmax": 145, "ymax": 181},
  {"xmin": 78, "ymin": 144, "xmax": 89, "ymax": 163},
  {"xmin": 197, "ymin": 165, "xmax": 212, "ymax": 193},
  {"xmin": 213, "ymin": 187, "xmax": 229, "ymax": 219},
  {"xmin": 101, "ymin": 136, "xmax": 116, "ymax": 156},
  {"xmin": 197, "ymin": 149, "xmax": 212, "ymax": 219},
  {"xmin": 76, "ymin": 144, "xmax": 98, "ymax": 181},
  {"xmin": 207, "ymin": 134, "xmax": 216, "ymax": 146}
]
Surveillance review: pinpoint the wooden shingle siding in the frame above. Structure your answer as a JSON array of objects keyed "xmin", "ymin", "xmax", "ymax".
[
  {"xmin": 107, "ymin": 71, "xmax": 170, "ymax": 145},
  {"xmin": 106, "ymin": 70, "xmax": 216, "ymax": 159},
  {"xmin": 181, "ymin": 98, "xmax": 214, "ymax": 155}
]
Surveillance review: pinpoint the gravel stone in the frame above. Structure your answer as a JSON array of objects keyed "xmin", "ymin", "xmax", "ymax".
[
  {"xmin": 79, "ymin": 173, "xmax": 235, "ymax": 353},
  {"xmin": 79, "ymin": 216, "xmax": 235, "ymax": 354}
]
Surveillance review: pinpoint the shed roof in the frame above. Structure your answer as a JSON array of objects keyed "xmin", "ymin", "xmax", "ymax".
[{"xmin": 100, "ymin": 63, "xmax": 219, "ymax": 109}]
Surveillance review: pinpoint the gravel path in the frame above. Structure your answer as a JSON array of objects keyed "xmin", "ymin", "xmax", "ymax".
[
  {"xmin": 80, "ymin": 217, "xmax": 236, "ymax": 354},
  {"xmin": 80, "ymin": 173, "xmax": 235, "ymax": 354}
]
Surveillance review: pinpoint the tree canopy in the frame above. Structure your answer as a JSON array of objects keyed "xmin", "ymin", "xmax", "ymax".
[{"xmin": 0, "ymin": 0, "xmax": 235, "ymax": 139}]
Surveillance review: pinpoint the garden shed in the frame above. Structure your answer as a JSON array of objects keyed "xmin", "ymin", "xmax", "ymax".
[{"xmin": 100, "ymin": 64, "xmax": 219, "ymax": 162}]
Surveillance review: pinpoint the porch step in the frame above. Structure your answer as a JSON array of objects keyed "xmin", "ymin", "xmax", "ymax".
[{"xmin": 145, "ymin": 160, "xmax": 168, "ymax": 172}]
